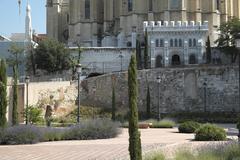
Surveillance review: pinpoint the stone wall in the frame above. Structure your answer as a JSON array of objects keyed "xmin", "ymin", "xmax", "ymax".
[
  {"xmin": 6, "ymin": 81, "xmax": 77, "ymax": 123},
  {"xmin": 81, "ymin": 65, "xmax": 239, "ymax": 114},
  {"xmin": 70, "ymin": 47, "xmax": 134, "ymax": 74}
]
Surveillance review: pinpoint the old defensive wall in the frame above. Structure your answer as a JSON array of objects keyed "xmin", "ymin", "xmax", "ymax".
[{"xmin": 81, "ymin": 65, "xmax": 239, "ymax": 114}]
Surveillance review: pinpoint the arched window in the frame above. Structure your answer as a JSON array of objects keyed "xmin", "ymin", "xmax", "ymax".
[
  {"xmin": 155, "ymin": 39, "xmax": 159, "ymax": 47},
  {"xmin": 172, "ymin": 55, "xmax": 181, "ymax": 65},
  {"xmin": 175, "ymin": 39, "xmax": 178, "ymax": 47},
  {"xmin": 155, "ymin": 55, "xmax": 163, "ymax": 68},
  {"xmin": 193, "ymin": 39, "xmax": 197, "ymax": 47},
  {"xmin": 67, "ymin": 14, "xmax": 69, "ymax": 23},
  {"xmin": 170, "ymin": 39, "xmax": 174, "ymax": 47},
  {"xmin": 179, "ymin": 39, "xmax": 182, "ymax": 47},
  {"xmin": 128, "ymin": 0, "xmax": 133, "ymax": 12},
  {"xmin": 189, "ymin": 39, "xmax": 192, "ymax": 47},
  {"xmin": 85, "ymin": 0, "xmax": 90, "ymax": 19},
  {"xmin": 189, "ymin": 54, "xmax": 197, "ymax": 64},
  {"xmin": 160, "ymin": 39, "xmax": 164, "ymax": 47}
]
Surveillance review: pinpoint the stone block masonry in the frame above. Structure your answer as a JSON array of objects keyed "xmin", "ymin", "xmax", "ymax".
[{"xmin": 81, "ymin": 65, "xmax": 239, "ymax": 114}]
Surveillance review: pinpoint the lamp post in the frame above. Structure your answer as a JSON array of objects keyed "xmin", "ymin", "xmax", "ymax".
[
  {"xmin": 25, "ymin": 76, "xmax": 30, "ymax": 125},
  {"xmin": 75, "ymin": 34, "xmax": 81, "ymax": 64},
  {"xmin": 203, "ymin": 81, "xmax": 207, "ymax": 113},
  {"xmin": 157, "ymin": 75, "xmax": 161, "ymax": 121},
  {"xmin": 76, "ymin": 64, "xmax": 82, "ymax": 123},
  {"xmin": 119, "ymin": 51, "xmax": 124, "ymax": 72}
]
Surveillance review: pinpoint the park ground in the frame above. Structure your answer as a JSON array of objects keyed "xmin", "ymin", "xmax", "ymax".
[{"xmin": 0, "ymin": 125, "xmax": 238, "ymax": 160}]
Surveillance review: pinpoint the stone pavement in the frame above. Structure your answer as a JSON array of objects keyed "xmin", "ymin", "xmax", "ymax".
[
  {"xmin": 0, "ymin": 128, "xmax": 195, "ymax": 160},
  {"xmin": 0, "ymin": 127, "xmax": 237, "ymax": 160}
]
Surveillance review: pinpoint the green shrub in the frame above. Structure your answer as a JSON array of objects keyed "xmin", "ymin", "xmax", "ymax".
[
  {"xmin": 64, "ymin": 119, "xmax": 121, "ymax": 140},
  {"xmin": 222, "ymin": 143, "xmax": 240, "ymax": 160},
  {"xmin": 150, "ymin": 120, "xmax": 176, "ymax": 128},
  {"xmin": 24, "ymin": 106, "xmax": 43, "ymax": 125},
  {"xmin": 67, "ymin": 106, "xmax": 112, "ymax": 121},
  {"xmin": 0, "ymin": 125, "xmax": 42, "ymax": 145},
  {"xmin": 42, "ymin": 128, "xmax": 65, "ymax": 141},
  {"xmin": 237, "ymin": 116, "xmax": 240, "ymax": 130},
  {"xmin": 144, "ymin": 152, "xmax": 165, "ymax": 160},
  {"xmin": 175, "ymin": 151, "xmax": 195, "ymax": 160},
  {"xmin": 178, "ymin": 121, "xmax": 201, "ymax": 133},
  {"xmin": 195, "ymin": 124, "xmax": 226, "ymax": 141},
  {"xmin": 169, "ymin": 112, "xmax": 238, "ymax": 123}
]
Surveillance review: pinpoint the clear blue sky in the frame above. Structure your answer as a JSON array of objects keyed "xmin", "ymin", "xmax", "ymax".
[{"xmin": 0, "ymin": 0, "xmax": 46, "ymax": 37}]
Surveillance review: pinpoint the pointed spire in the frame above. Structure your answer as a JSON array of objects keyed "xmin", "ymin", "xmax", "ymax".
[
  {"xmin": 25, "ymin": 0, "xmax": 32, "ymax": 42},
  {"xmin": 18, "ymin": 0, "xmax": 21, "ymax": 15}
]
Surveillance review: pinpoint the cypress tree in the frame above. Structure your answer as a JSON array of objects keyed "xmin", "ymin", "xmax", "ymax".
[
  {"xmin": 111, "ymin": 85, "xmax": 116, "ymax": 121},
  {"xmin": 12, "ymin": 65, "xmax": 18, "ymax": 125},
  {"xmin": 136, "ymin": 38, "xmax": 142, "ymax": 70},
  {"xmin": 0, "ymin": 60, "xmax": 7, "ymax": 127},
  {"xmin": 206, "ymin": 36, "xmax": 212, "ymax": 64},
  {"xmin": 146, "ymin": 84, "xmax": 151, "ymax": 119},
  {"xmin": 128, "ymin": 54, "xmax": 142, "ymax": 160},
  {"xmin": 144, "ymin": 30, "xmax": 148, "ymax": 69}
]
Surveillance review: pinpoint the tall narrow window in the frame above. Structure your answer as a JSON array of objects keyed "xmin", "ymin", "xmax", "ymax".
[
  {"xmin": 160, "ymin": 39, "xmax": 164, "ymax": 47},
  {"xmin": 128, "ymin": 0, "xmax": 133, "ymax": 12},
  {"xmin": 179, "ymin": 39, "xmax": 182, "ymax": 47},
  {"xmin": 149, "ymin": 0, "xmax": 153, "ymax": 12},
  {"xmin": 216, "ymin": 0, "xmax": 220, "ymax": 10},
  {"xmin": 85, "ymin": 0, "xmax": 90, "ymax": 19},
  {"xmin": 155, "ymin": 39, "xmax": 159, "ymax": 47},
  {"xmin": 170, "ymin": 39, "xmax": 174, "ymax": 47},
  {"xmin": 67, "ymin": 14, "xmax": 69, "ymax": 23},
  {"xmin": 189, "ymin": 39, "xmax": 192, "ymax": 47},
  {"xmin": 193, "ymin": 39, "xmax": 197, "ymax": 47},
  {"xmin": 175, "ymin": 39, "xmax": 178, "ymax": 47}
]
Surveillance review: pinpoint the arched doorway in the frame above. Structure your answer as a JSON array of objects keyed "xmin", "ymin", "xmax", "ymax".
[
  {"xmin": 155, "ymin": 55, "xmax": 163, "ymax": 68},
  {"xmin": 172, "ymin": 55, "xmax": 181, "ymax": 65},
  {"xmin": 189, "ymin": 54, "xmax": 197, "ymax": 64}
]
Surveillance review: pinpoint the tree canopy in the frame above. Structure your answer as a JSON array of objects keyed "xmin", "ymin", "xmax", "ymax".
[
  {"xmin": 215, "ymin": 18, "xmax": 240, "ymax": 63},
  {"xmin": 34, "ymin": 38, "xmax": 71, "ymax": 73}
]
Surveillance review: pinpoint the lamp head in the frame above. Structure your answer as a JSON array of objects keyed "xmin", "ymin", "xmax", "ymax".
[
  {"xmin": 25, "ymin": 76, "xmax": 30, "ymax": 83},
  {"xmin": 76, "ymin": 64, "xmax": 82, "ymax": 74}
]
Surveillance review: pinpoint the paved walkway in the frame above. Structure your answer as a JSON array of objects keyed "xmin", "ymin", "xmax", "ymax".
[{"xmin": 0, "ymin": 127, "xmax": 237, "ymax": 160}]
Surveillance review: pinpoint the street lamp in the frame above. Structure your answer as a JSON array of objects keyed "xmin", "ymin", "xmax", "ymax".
[
  {"xmin": 76, "ymin": 64, "xmax": 82, "ymax": 123},
  {"xmin": 25, "ymin": 76, "xmax": 30, "ymax": 125},
  {"xmin": 203, "ymin": 81, "xmax": 207, "ymax": 113},
  {"xmin": 75, "ymin": 34, "xmax": 81, "ymax": 64},
  {"xmin": 119, "ymin": 51, "xmax": 124, "ymax": 72},
  {"xmin": 157, "ymin": 75, "xmax": 161, "ymax": 121}
]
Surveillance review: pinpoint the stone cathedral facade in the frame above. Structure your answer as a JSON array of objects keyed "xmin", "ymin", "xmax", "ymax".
[{"xmin": 46, "ymin": 0, "xmax": 240, "ymax": 47}]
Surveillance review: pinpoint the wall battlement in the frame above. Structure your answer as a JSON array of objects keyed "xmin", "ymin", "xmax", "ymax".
[{"xmin": 143, "ymin": 21, "xmax": 208, "ymax": 31}]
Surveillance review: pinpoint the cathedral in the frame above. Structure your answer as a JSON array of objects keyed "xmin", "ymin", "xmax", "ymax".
[{"xmin": 46, "ymin": 0, "xmax": 240, "ymax": 47}]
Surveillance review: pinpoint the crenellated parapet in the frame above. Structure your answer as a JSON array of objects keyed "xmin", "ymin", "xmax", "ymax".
[{"xmin": 143, "ymin": 21, "xmax": 208, "ymax": 32}]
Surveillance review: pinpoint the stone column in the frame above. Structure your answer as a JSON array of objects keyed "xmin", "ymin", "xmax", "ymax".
[
  {"xmin": 164, "ymin": 0, "xmax": 170, "ymax": 21},
  {"xmin": 195, "ymin": 0, "xmax": 202, "ymax": 22},
  {"xmin": 164, "ymin": 41, "xmax": 169, "ymax": 67},
  {"xmin": 131, "ymin": 27, "xmax": 136, "ymax": 48},
  {"xmin": 184, "ymin": 39, "xmax": 189, "ymax": 65},
  {"xmin": 198, "ymin": 40, "xmax": 205, "ymax": 64}
]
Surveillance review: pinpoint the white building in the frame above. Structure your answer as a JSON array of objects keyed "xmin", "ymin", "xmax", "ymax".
[{"xmin": 143, "ymin": 21, "xmax": 209, "ymax": 67}]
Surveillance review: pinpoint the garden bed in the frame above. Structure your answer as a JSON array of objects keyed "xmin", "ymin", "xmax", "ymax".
[{"xmin": 0, "ymin": 119, "xmax": 121, "ymax": 145}]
